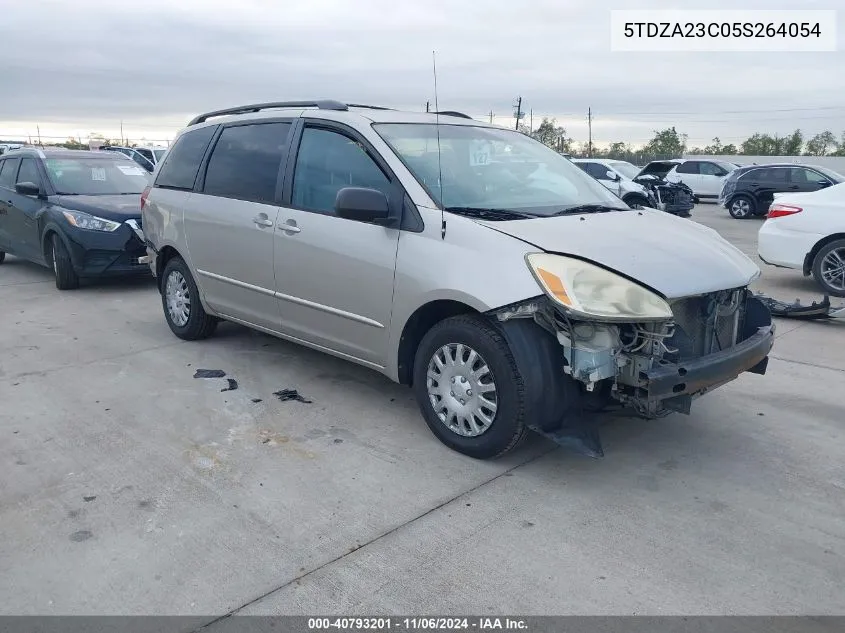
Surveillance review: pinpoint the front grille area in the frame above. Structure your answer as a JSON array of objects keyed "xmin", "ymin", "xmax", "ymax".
[{"xmin": 667, "ymin": 290, "xmax": 744, "ymax": 360}]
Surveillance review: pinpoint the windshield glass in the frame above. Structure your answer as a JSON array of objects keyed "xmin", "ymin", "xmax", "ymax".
[
  {"xmin": 609, "ymin": 161, "xmax": 640, "ymax": 180},
  {"xmin": 815, "ymin": 165, "xmax": 845, "ymax": 182},
  {"xmin": 45, "ymin": 157, "xmax": 151, "ymax": 195},
  {"xmin": 153, "ymin": 149, "xmax": 166, "ymax": 162},
  {"xmin": 374, "ymin": 123, "xmax": 624, "ymax": 215}
]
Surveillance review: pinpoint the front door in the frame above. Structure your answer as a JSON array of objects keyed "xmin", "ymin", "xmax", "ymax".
[
  {"xmin": 698, "ymin": 161, "xmax": 728, "ymax": 197},
  {"xmin": 273, "ymin": 123, "xmax": 401, "ymax": 367},
  {"xmin": 788, "ymin": 166, "xmax": 831, "ymax": 193},
  {"xmin": 4, "ymin": 158, "xmax": 48, "ymax": 262},
  {"xmin": 183, "ymin": 120, "xmax": 293, "ymax": 331},
  {"xmin": 0, "ymin": 158, "xmax": 18, "ymax": 251}
]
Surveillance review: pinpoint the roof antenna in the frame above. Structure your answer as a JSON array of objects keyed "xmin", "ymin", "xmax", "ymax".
[{"xmin": 432, "ymin": 50, "xmax": 446, "ymax": 240}]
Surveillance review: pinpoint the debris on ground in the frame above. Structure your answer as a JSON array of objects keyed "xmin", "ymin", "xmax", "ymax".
[
  {"xmin": 251, "ymin": 398, "xmax": 263, "ymax": 403},
  {"xmin": 273, "ymin": 389, "xmax": 313, "ymax": 403},
  {"xmin": 193, "ymin": 369, "xmax": 226, "ymax": 379},
  {"xmin": 220, "ymin": 378, "xmax": 238, "ymax": 392},
  {"xmin": 754, "ymin": 293, "xmax": 845, "ymax": 320}
]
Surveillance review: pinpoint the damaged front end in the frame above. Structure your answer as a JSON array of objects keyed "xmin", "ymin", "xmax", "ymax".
[{"xmin": 491, "ymin": 288, "xmax": 774, "ymax": 455}]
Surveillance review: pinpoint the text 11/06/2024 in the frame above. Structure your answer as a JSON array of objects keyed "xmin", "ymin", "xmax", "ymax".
[
  {"xmin": 308, "ymin": 617, "xmax": 528, "ymax": 630},
  {"xmin": 610, "ymin": 9, "xmax": 837, "ymax": 52}
]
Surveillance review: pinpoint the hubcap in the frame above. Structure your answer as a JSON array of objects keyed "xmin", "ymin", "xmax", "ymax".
[
  {"xmin": 820, "ymin": 247, "xmax": 845, "ymax": 291},
  {"xmin": 731, "ymin": 199, "xmax": 750, "ymax": 217},
  {"xmin": 426, "ymin": 343, "xmax": 498, "ymax": 437},
  {"xmin": 165, "ymin": 271, "xmax": 191, "ymax": 327}
]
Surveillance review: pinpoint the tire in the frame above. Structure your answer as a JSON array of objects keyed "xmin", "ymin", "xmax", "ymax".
[
  {"xmin": 623, "ymin": 194, "xmax": 649, "ymax": 209},
  {"xmin": 0, "ymin": 251, "xmax": 5, "ymax": 264},
  {"xmin": 811, "ymin": 239, "xmax": 845, "ymax": 298},
  {"xmin": 728, "ymin": 195, "xmax": 756, "ymax": 219},
  {"xmin": 160, "ymin": 256, "xmax": 218, "ymax": 340},
  {"xmin": 51, "ymin": 234, "xmax": 79, "ymax": 290},
  {"xmin": 412, "ymin": 314, "xmax": 527, "ymax": 459}
]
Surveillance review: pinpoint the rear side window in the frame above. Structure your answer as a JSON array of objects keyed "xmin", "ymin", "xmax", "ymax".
[
  {"xmin": 0, "ymin": 158, "xmax": 19, "ymax": 188},
  {"xmin": 155, "ymin": 125, "xmax": 217, "ymax": 190},
  {"xmin": 676, "ymin": 161, "xmax": 699, "ymax": 174},
  {"xmin": 202, "ymin": 122, "xmax": 291, "ymax": 204}
]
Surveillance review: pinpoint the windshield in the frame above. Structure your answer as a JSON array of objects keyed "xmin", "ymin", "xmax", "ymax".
[
  {"xmin": 374, "ymin": 123, "xmax": 624, "ymax": 216},
  {"xmin": 153, "ymin": 149, "xmax": 166, "ymax": 162},
  {"xmin": 45, "ymin": 157, "xmax": 151, "ymax": 195},
  {"xmin": 815, "ymin": 165, "xmax": 845, "ymax": 182},
  {"xmin": 609, "ymin": 161, "xmax": 640, "ymax": 180}
]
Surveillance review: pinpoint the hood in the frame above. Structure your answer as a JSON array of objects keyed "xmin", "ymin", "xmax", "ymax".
[
  {"xmin": 477, "ymin": 209, "xmax": 759, "ymax": 299},
  {"xmin": 53, "ymin": 194, "xmax": 142, "ymax": 220}
]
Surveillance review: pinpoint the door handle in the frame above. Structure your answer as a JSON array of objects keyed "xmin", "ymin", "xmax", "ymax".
[
  {"xmin": 279, "ymin": 220, "xmax": 301, "ymax": 234},
  {"xmin": 253, "ymin": 215, "xmax": 274, "ymax": 227}
]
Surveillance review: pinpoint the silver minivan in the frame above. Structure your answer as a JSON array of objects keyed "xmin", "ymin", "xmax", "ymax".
[{"xmin": 142, "ymin": 100, "xmax": 775, "ymax": 459}]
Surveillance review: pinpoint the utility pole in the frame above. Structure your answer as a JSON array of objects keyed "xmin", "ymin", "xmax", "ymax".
[
  {"xmin": 587, "ymin": 107, "xmax": 593, "ymax": 157},
  {"xmin": 426, "ymin": 101, "xmax": 430, "ymax": 113},
  {"xmin": 513, "ymin": 96, "xmax": 522, "ymax": 130},
  {"xmin": 120, "ymin": 120, "xmax": 124, "ymax": 145},
  {"xmin": 529, "ymin": 109, "xmax": 533, "ymax": 134},
  {"xmin": 37, "ymin": 125, "xmax": 42, "ymax": 147},
  {"xmin": 489, "ymin": 110, "xmax": 493, "ymax": 124}
]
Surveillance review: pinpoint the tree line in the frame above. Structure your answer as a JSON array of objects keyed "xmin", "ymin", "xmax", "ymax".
[{"xmin": 522, "ymin": 117, "xmax": 845, "ymax": 164}]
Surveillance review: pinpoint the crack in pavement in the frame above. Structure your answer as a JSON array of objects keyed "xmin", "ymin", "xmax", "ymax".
[
  {"xmin": 193, "ymin": 445, "xmax": 558, "ymax": 630},
  {"xmin": 770, "ymin": 355, "xmax": 845, "ymax": 374}
]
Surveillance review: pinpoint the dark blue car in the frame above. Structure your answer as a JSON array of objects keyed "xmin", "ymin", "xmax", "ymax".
[{"xmin": 0, "ymin": 148, "xmax": 151, "ymax": 289}]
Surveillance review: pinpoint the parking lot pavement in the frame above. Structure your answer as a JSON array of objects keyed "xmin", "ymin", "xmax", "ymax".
[{"xmin": 1, "ymin": 205, "xmax": 844, "ymax": 618}]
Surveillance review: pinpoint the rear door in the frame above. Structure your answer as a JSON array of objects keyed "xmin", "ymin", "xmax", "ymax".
[
  {"xmin": 4, "ymin": 157, "xmax": 49, "ymax": 262},
  {"xmin": 0, "ymin": 158, "xmax": 20, "ymax": 253},
  {"xmin": 753, "ymin": 167, "xmax": 789, "ymax": 209},
  {"xmin": 672, "ymin": 160, "xmax": 701, "ymax": 193},
  {"xmin": 185, "ymin": 120, "xmax": 294, "ymax": 331},
  {"xmin": 272, "ymin": 121, "xmax": 402, "ymax": 366}
]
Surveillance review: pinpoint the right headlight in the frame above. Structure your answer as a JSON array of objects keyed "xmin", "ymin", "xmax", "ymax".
[
  {"xmin": 62, "ymin": 210, "xmax": 121, "ymax": 232},
  {"xmin": 526, "ymin": 253, "xmax": 673, "ymax": 321}
]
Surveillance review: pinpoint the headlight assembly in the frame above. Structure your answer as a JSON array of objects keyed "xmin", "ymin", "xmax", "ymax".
[
  {"xmin": 525, "ymin": 253, "xmax": 672, "ymax": 321},
  {"xmin": 62, "ymin": 210, "xmax": 121, "ymax": 232}
]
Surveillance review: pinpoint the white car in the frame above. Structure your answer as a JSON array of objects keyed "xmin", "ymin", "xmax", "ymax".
[
  {"xmin": 664, "ymin": 159, "xmax": 738, "ymax": 201},
  {"xmin": 758, "ymin": 182, "xmax": 845, "ymax": 296},
  {"xmin": 572, "ymin": 158, "xmax": 651, "ymax": 208}
]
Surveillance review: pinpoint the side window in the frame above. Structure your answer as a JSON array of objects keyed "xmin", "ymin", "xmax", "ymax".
[
  {"xmin": 582, "ymin": 162, "xmax": 608, "ymax": 179},
  {"xmin": 0, "ymin": 158, "xmax": 20, "ymax": 188},
  {"xmin": 789, "ymin": 167, "xmax": 826, "ymax": 184},
  {"xmin": 700, "ymin": 162, "xmax": 725, "ymax": 176},
  {"xmin": 17, "ymin": 158, "xmax": 41, "ymax": 186},
  {"xmin": 155, "ymin": 125, "xmax": 217, "ymax": 190},
  {"xmin": 676, "ymin": 161, "xmax": 699, "ymax": 174},
  {"xmin": 131, "ymin": 152, "xmax": 153, "ymax": 171},
  {"xmin": 292, "ymin": 127, "xmax": 391, "ymax": 214},
  {"xmin": 136, "ymin": 148, "xmax": 153, "ymax": 161},
  {"xmin": 202, "ymin": 122, "xmax": 291, "ymax": 204}
]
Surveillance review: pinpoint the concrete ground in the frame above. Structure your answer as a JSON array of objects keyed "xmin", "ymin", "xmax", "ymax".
[{"xmin": 1, "ymin": 203, "xmax": 843, "ymax": 619}]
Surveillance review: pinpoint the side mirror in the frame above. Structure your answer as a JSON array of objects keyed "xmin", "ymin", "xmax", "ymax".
[
  {"xmin": 15, "ymin": 181, "xmax": 43, "ymax": 197},
  {"xmin": 335, "ymin": 187, "xmax": 391, "ymax": 224},
  {"xmin": 817, "ymin": 179, "xmax": 832, "ymax": 188},
  {"xmin": 606, "ymin": 170, "xmax": 620, "ymax": 181}
]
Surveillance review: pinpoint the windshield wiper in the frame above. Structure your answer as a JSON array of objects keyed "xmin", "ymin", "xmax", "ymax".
[
  {"xmin": 445, "ymin": 206, "xmax": 535, "ymax": 221},
  {"xmin": 553, "ymin": 204, "xmax": 629, "ymax": 216}
]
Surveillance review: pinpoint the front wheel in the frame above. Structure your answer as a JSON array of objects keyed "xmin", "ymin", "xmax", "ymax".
[
  {"xmin": 812, "ymin": 239, "xmax": 845, "ymax": 297},
  {"xmin": 728, "ymin": 195, "xmax": 756, "ymax": 219},
  {"xmin": 160, "ymin": 257, "xmax": 218, "ymax": 340},
  {"xmin": 51, "ymin": 234, "xmax": 79, "ymax": 290},
  {"xmin": 412, "ymin": 315, "xmax": 527, "ymax": 459},
  {"xmin": 623, "ymin": 194, "xmax": 649, "ymax": 209}
]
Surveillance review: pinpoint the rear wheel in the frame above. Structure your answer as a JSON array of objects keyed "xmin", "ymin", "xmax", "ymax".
[
  {"xmin": 412, "ymin": 314, "xmax": 527, "ymax": 459},
  {"xmin": 50, "ymin": 234, "xmax": 79, "ymax": 290},
  {"xmin": 728, "ymin": 195, "xmax": 756, "ymax": 219},
  {"xmin": 812, "ymin": 239, "xmax": 845, "ymax": 297},
  {"xmin": 161, "ymin": 256, "xmax": 218, "ymax": 340}
]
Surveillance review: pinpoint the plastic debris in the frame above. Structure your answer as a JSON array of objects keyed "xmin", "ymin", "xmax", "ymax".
[
  {"xmin": 220, "ymin": 379, "xmax": 238, "ymax": 392},
  {"xmin": 754, "ymin": 292, "xmax": 845, "ymax": 320},
  {"xmin": 193, "ymin": 369, "xmax": 226, "ymax": 379},
  {"xmin": 273, "ymin": 389, "xmax": 313, "ymax": 404}
]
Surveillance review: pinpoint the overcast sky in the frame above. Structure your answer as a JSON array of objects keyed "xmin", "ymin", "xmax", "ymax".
[{"xmin": 1, "ymin": 0, "xmax": 842, "ymax": 148}]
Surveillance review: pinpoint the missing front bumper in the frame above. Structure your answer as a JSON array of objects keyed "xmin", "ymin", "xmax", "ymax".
[{"xmin": 643, "ymin": 324, "xmax": 774, "ymax": 403}]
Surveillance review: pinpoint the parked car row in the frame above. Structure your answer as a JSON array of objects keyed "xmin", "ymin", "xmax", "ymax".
[{"xmin": 1, "ymin": 101, "xmax": 775, "ymax": 460}]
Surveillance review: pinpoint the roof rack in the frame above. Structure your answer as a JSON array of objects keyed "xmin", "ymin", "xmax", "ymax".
[
  {"xmin": 431, "ymin": 110, "xmax": 473, "ymax": 119},
  {"xmin": 187, "ymin": 100, "xmax": 350, "ymax": 126}
]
